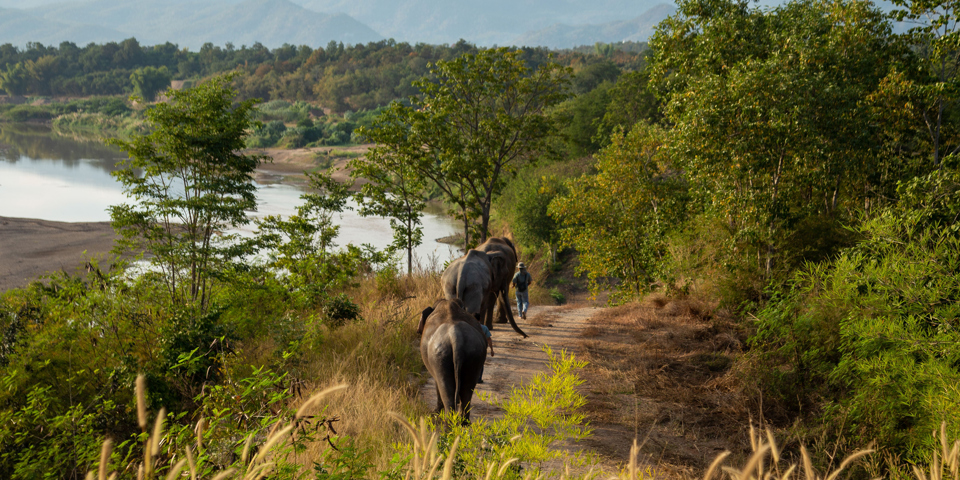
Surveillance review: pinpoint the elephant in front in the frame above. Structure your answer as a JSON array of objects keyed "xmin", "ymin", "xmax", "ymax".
[
  {"xmin": 441, "ymin": 249, "xmax": 528, "ymax": 337},
  {"xmin": 477, "ymin": 237, "xmax": 519, "ymax": 327},
  {"xmin": 418, "ymin": 299, "xmax": 487, "ymax": 420}
]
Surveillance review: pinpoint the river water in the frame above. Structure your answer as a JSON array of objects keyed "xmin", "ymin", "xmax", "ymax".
[{"xmin": 0, "ymin": 124, "xmax": 460, "ymax": 267}]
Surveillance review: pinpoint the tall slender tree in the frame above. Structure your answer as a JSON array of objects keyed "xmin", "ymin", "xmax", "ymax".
[
  {"xmin": 359, "ymin": 48, "xmax": 570, "ymax": 248},
  {"xmin": 109, "ymin": 74, "xmax": 263, "ymax": 310}
]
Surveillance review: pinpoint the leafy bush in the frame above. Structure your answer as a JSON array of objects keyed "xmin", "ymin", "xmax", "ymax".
[{"xmin": 749, "ymin": 164, "xmax": 960, "ymax": 464}]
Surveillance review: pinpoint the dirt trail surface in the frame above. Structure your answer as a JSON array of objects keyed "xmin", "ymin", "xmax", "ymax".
[
  {"xmin": 419, "ymin": 297, "xmax": 751, "ymax": 478},
  {"xmin": 419, "ymin": 303, "xmax": 629, "ymax": 473}
]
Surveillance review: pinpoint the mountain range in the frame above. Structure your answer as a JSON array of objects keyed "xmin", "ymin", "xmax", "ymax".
[{"xmin": 0, "ymin": 0, "xmax": 676, "ymax": 50}]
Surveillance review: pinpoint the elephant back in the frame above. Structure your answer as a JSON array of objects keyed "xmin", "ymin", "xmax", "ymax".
[
  {"xmin": 440, "ymin": 250, "xmax": 493, "ymax": 315},
  {"xmin": 478, "ymin": 237, "xmax": 518, "ymax": 278}
]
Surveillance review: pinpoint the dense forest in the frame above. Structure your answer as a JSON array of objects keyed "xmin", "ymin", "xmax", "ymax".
[
  {"xmin": 0, "ymin": 37, "xmax": 647, "ymax": 112},
  {"xmin": 2, "ymin": 0, "xmax": 960, "ymax": 477}
]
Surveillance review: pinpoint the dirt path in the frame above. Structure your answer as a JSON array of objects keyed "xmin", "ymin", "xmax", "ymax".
[
  {"xmin": 418, "ymin": 296, "xmax": 752, "ymax": 478},
  {"xmin": 419, "ymin": 302, "xmax": 629, "ymax": 473}
]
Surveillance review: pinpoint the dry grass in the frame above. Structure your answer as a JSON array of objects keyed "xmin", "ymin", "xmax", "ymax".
[
  {"xmin": 574, "ymin": 295, "xmax": 752, "ymax": 476},
  {"xmin": 276, "ymin": 266, "xmax": 444, "ymax": 472}
]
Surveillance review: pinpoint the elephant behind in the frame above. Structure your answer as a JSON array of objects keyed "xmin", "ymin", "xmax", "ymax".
[
  {"xmin": 477, "ymin": 237, "xmax": 519, "ymax": 327},
  {"xmin": 418, "ymin": 299, "xmax": 487, "ymax": 420},
  {"xmin": 441, "ymin": 248, "xmax": 527, "ymax": 337}
]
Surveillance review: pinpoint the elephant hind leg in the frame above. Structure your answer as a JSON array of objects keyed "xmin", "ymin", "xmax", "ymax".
[
  {"xmin": 433, "ymin": 367, "xmax": 458, "ymax": 414},
  {"xmin": 434, "ymin": 385, "xmax": 444, "ymax": 414}
]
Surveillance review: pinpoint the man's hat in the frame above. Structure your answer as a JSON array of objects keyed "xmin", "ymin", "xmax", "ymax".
[{"xmin": 518, "ymin": 262, "xmax": 526, "ymax": 269}]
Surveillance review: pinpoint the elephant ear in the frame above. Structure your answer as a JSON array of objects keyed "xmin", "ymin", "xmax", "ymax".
[{"xmin": 418, "ymin": 306, "xmax": 434, "ymax": 336}]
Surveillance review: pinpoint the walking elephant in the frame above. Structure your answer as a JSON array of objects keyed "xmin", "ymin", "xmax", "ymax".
[
  {"xmin": 477, "ymin": 237, "xmax": 519, "ymax": 327},
  {"xmin": 417, "ymin": 299, "xmax": 487, "ymax": 421},
  {"xmin": 441, "ymin": 249, "xmax": 528, "ymax": 337}
]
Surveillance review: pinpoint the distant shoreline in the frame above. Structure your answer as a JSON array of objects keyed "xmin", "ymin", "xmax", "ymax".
[{"xmin": 0, "ymin": 216, "xmax": 118, "ymax": 293}]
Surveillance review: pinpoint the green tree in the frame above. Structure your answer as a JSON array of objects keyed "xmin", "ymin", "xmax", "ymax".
[
  {"xmin": 108, "ymin": 75, "xmax": 264, "ymax": 310},
  {"xmin": 498, "ymin": 168, "xmax": 568, "ymax": 263},
  {"xmin": 891, "ymin": 0, "xmax": 960, "ymax": 167},
  {"xmin": 598, "ymin": 70, "xmax": 661, "ymax": 138},
  {"xmin": 255, "ymin": 170, "xmax": 353, "ymax": 292},
  {"xmin": 360, "ymin": 48, "xmax": 570, "ymax": 247},
  {"xmin": 130, "ymin": 66, "xmax": 172, "ymax": 102},
  {"xmin": 0, "ymin": 63, "xmax": 31, "ymax": 95},
  {"xmin": 649, "ymin": 0, "xmax": 910, "ymax": 279},
  {"xmin": 348, "ymin": 138, "xmax": 427, "ymax": 275},
  {"xmin": 549, "ymin": 124, "xmax": 687, "ymax": 298}
]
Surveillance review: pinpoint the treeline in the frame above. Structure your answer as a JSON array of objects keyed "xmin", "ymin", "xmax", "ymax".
[
  {"xmin": 485, "ymin": 0, "xmax": 960, "ymax": 471},
  {"xmin": 0, "ymin": 37, "xmax": 647, "ymax": 113}
]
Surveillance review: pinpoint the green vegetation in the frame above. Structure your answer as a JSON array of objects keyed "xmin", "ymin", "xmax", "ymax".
[
  {"xmin": 489, "ymin": 0, "xmax": 960, "ymax": 473},
  {"xmin": 108, "ymin": 74, "xmax": 264, "ymax": 310},
  {"xmin": 7, "ymin": 1, "xmax": 960, "ymax": 475},
  {"xmin": 356, "ymin": 48, "xmax": 570, "ymax": 249}
]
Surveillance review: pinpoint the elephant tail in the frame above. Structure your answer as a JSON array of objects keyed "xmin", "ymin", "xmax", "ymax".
[
  {"xmin": 450, "ymin": 330, "xmax": 464, "ymax": 415},
  {"xmin": 499, "ymin": 293, "xmax": 528, "ymax": 338}
]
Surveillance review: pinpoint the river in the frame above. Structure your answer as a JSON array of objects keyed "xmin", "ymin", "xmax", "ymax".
[{"xmin": 0, "ymin": 124, "xmax": 460, "ymax": 268}]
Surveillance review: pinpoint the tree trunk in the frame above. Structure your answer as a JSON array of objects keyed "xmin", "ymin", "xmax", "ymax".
[{"xmin": 480, "ymin": 202, "xmax": 490, "ymax": 243}]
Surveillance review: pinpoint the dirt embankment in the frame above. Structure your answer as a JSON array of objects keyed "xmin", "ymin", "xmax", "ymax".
[
  {"xmin": 0, "ymin": 216, "xmax": 117, "ymax": 292},
  {"xmin": 420, "ymin": 295, "xmax": 752, "ymax": 478}
]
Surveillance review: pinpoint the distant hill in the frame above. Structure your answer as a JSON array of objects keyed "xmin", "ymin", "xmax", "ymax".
[
  {"xmin": 0, "ymin": 7, "xmax": 127, "ymax": 46},
  {"xmin": 297, "ymin": 0, "xmax": 674, "ymax": 46},
  {"xmin": 2, "ymin": 0, "xmax": 381, "ymax": 49},
  {"xmin": 512, "ymin": 4, "xmax": 676, "ymax": 49},
  {"xmin": 0, "ymin": 0, "xmax": 673, "ymax": 49}
]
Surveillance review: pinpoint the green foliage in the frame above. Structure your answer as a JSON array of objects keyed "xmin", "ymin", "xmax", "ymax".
[
  {"xmin": 550, "ymin": 123, "xmax": 687, "ymax": 299},
  {"xmin": 108, "ymin": 74, "xmax": 264, "ymax": 311},
  {"xmin": 552, "ymin": 81, "xmax": 614, "ymax": 155},
  {"xmin": 598, "ymin": 70, "xmax": 660, "ymax": 138},
  {"xmin": 495, "ymin": 162, "xmax": 580, "ymax": 262},
  {"xmin": 312, "ymin": 436, "xmax": 374, "ymax": 480},
  {"xmin": 890, "ymin": 0, "xmax": 960, "ymax": 166},
  {"xmin": 749, "ymin": 163, "xmax": 960, "ymax": 464},
  {"xmin": 130, "ymin": 65, "xmax": 172, "ymax": 102},
  {"xmin": 350, "ymin": 122, "xmax": 428, "ymax": 274},
  {"xmin": 360, "ymin": 48, "xmax": 570, "ymax": 247},
  {"xmin": 650, "ymin": 0, "xmax": 919, "ymax": 282}
]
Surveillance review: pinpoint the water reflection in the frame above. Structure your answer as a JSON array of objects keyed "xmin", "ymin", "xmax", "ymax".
[
  {"xmin": 0, "ymin": 123, "xmax": 126, "ymax": 172},
  {"xmin": 0, "ymin": 124, "xmax": 459, "ymax": 264}
]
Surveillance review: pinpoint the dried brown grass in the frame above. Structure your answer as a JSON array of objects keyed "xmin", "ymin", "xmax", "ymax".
[
  {"xmin": 280, "ymin": 266, "xmax": 444, "ymax": 472},
  {"xmin": 576, "ymin": 294, "xmax": 750, "ymax": 475}
]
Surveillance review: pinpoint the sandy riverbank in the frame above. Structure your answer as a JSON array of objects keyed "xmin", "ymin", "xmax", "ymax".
[{"xmin": 0, "ymin": 216, "xmax": 117, "ymax": 292}]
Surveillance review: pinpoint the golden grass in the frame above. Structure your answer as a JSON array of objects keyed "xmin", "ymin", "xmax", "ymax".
[{"xmin": 283, "ymin": 267, "xmax": 443, "ymax": 471}]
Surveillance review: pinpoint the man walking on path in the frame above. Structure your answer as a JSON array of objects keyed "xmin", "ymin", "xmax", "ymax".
[{"xmin": 512, "ymin": 262, "xmax": 532, "ymax": 320}]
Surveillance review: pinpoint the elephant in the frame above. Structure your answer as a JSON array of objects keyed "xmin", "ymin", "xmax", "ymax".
[
  {"xmin": 441, "ymin": 249, "xmax": 528, "ymax": 337},
  {"xmin": 417, "ymin": 298, "xmax": 487, "ymax": 421},
  {"xmin": 477, "ymin": 237, "xmax": 519, "ymax": 327}
]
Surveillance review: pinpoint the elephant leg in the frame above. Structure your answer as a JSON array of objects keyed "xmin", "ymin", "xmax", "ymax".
[
  {"xmin": 434, "ymin": 385, "xmax": 444, "ymax": 414},
  {"xmin": 433, "ymin": 365, "xmax": 458, "ymax": 414},
  {"xmin": 494, "ymin": 286, "xmax": 509, "ymax": 324},
  {"xmin": 481, "ymin": 294, "xmax": 495, "ymax": 329}
]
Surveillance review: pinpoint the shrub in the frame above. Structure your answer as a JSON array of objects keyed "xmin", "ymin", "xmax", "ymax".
[{"xmin": 749, "ymin": 165, "xmax": 960, "ymax": 464}]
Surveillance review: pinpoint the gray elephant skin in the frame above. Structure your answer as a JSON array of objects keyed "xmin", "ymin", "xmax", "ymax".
[
  {"xmin": 418, "ymin": 299, "xmax": 486, "ymax": 420},
  {"xmin": 477, "ymin": 237, "xmax": 519, "ymax": 327},
  {"xmin": 441, "ymin": 248, "xmax": 528, "ymax": 337}
]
